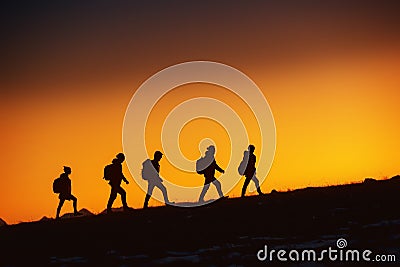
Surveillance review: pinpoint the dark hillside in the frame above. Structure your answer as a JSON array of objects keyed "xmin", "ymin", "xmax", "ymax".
[{"xmin": 1, "ymin": 177, "xmax": 399, "ymax": 266}]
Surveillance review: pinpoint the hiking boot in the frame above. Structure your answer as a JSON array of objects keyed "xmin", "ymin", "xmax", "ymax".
[
  {"xmin": 166, "ymin": 201, "xmax": 175, "ymax": 206},
  {"xmin": 123, "ymin": 206, "xmax": 134, "ymax": 212}
]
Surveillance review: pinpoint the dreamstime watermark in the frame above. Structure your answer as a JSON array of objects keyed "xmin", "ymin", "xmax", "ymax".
[
  {"xmin": 122, "ymin": 61, "xmax": 276, "ymax": 206},
  {"xmin": 257, "ymin": 238, "xmax": 397, "ymax": 263}
]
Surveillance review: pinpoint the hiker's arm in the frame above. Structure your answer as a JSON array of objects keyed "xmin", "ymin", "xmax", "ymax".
[
  {"xmin": 122, "ymin": 175, "xmax": 129, "ymax": 184},
  {"xmin": 215, "ymin": 162, "xmax": 225, "ymax": 174}
]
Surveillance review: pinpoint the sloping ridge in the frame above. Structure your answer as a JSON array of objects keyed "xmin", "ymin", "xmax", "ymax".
[{"xmin": 0, "ymin": 176, "xmax": 399, "ymax": 266}]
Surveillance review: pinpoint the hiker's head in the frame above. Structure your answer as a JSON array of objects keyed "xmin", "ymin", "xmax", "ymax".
[
  {"xmin": 116, "ymin": 153, "xmax": 125, "ymax": 163},
  {"xmin": 206, "ymin": 145, "xmax": 216, "ymax": 157},
  {"xmin": 248, "ymin": 145, "xmax": 255, "ymax": 153},
  {"xmin": 63, "ymin": 166, "xmax": 71, "ymax": 174},
  {"xmin": 154, "ymin": 151, "xmax": 163, "ymax": 161}
]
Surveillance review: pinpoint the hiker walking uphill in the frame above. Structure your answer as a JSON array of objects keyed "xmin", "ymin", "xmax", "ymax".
[
  {"xmin": 239, "ymin": 145, "xmax": 264, "ymax": 197},
  {"xmin": 53, "ymin": 166, "xmax": 81, "ymax": 219},
  {"xmin": 197, "ymin": 145, "xmax": 226, "ymax": 203},
  {"xmin": 142, "ymin": 151, "xmax": 173, "ymax": 208},
  {"xmin": 104, "ymin": 153, "xmax": 132, "ymax": 213}
]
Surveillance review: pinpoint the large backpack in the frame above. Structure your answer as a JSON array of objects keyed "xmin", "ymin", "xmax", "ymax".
[
  {"xmin": 142, "ymin": 159, "xmax": 155, "ymax": 180},
  {"xmin": 238, "ymin": 151, "xmax": 249, "ymax": 176},
  {"xmin": 53, "ymin": 177, "xmax": 64, "ymax": 194},
  {"xmin": 103, "ymin": 164, "xmax": 114, "ymax": 181},
  {"xmin": 196, "ymin": 157, "xmax": 206, "ymax": 175}
]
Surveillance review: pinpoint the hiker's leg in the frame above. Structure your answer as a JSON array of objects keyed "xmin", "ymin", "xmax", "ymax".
[
  {"xmin": 156, "ymin": 182, "xmax": 170, "ymax": 204},
  {"xmin": 251, "ymin": 175, "xmax": 264, "ymax": 195},
  {"xmin": 117, "ymin": 186, "xmax": 128, "ymax": 208},
  {"xmin": 107, "ymin": 187, "xmax": 117, "ymax": 211},
  {"xmin": 70, "ymin": 195, "xmax": 78, "ymax": 213},
  {"xmin": 199, "ymin": 184, "xmax": 210, "ymax": 202},
  {"xmin": 212, "ymin": 179, "xmax": 224, "ymax": 198},
  {"xmin": 144, "ymin": 183, "xmax": 155, "ymax": 208},
  {"xmin": 241, "ymin": 176, "xmax": 252, "ymax": 197},
  {"xmin": 56, "ymin": 199, "xmax": 65, "ymax": 219}
]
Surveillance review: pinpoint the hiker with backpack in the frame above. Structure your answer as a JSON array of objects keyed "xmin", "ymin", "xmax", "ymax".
[
  {"xmin": 53, "ymin": 166, "xmax": 81, "ymax": 219},
  {"xmin": 239, "ymin": 145, "xmax": 264, "ymax": 197},
  {"xmin": 197, "ymin": 145, "xmax": 226, "ymax": 203},
  {"xmin": 104, "ymin": 153, "xmax": 132, "ymax": 213},
  {"xmin": 142, "ymin": 151, "xmax": 173, "ymax": 208}
]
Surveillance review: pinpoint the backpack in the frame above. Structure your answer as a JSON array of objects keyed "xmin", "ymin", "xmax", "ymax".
[
  {"xmin": 103, "ymin": 164, "xmax": 113, "ymax": 181},
  {"xmin": 238, "ymin": 151, "xmax": 249, "ymax": 176},
  {"xmin": 238, "ymin": 160, "xmax": 246, "ymax": 176},
  {"xmin": 141, "ymin": 159, "xmax": 154, "ymax": 180},
  {"xmin": 196, "ymin": 157, "xmax": 206, "ymax": 175},
  {"xmin": 53, "ymin": 177, "xmax": 64, "ymax": 194}
]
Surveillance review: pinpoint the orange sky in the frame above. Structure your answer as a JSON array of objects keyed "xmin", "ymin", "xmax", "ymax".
[{"xmin": 1, "ymin": 1, "xmax": 400, "ymax": 224}]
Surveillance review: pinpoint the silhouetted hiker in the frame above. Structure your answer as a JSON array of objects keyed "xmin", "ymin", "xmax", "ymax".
[
  {"xmin": 197, "ymin": 145, "xmax": 226, "ymax": 202},
  {"xmin": 54, "ymin": 166, "xmax": 81, "ymax": 219},
  {"xmin": 142, "ymin": 151, "xmax": 173, "ymax": 208},
  {"xmin": 104, "ymin": 153, "xmax": 131, "ymax": 213},
  {"xmin": 239, "ymin": 145, "xmax": 264, "ymax": 197}
]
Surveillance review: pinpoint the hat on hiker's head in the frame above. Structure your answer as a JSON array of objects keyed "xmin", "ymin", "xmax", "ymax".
[
  {"xmin": 116, "ymin": 153, "xmax": 125, "ymax": 160},
  {"xmin": 248, "ymin": 144, "xmax": 255, "ymax": 151},
  {"xmin": 63, "ymin": 166, "xmax": 71, "ymax": 172},
  {"xmin": 154, "ymin": 151, "xmax": 163, "ymax": 158}
]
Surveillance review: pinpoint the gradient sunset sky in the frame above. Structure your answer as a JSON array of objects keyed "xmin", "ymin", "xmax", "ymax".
[{"xmin": 1, "ymin": 0, "xmax": 399, "ymax": 224}]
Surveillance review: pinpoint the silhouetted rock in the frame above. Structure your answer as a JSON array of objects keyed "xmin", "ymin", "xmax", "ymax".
[
  {"xmin": 364, "ymin": 178, "xmax": 377, "ymax": 184},
  {"xmin": 60, "ymin": 208, "xmax": 94, "ymax": 219},
  {"xmin": 78, "ymin": 208, "xmax": 95, "ymax": 216},
  {"xmin": 390, "ymin": 175, "xmax": 400, "ymax": 181},
  {"xmin": 0, "ymin": 218, "xmax": 7, "ymax": 226},
  {"xmin": 40, "ymin": 216, "xmax": 52, "ymax": 222}
]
